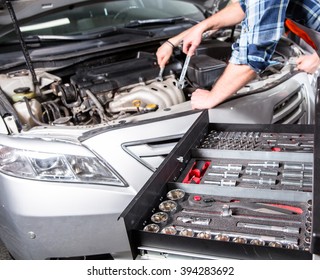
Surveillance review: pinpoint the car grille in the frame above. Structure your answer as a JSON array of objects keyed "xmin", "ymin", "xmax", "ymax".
[{"xmin": 272, "ymin": 86, "xmax": 307, "ymax": 124}]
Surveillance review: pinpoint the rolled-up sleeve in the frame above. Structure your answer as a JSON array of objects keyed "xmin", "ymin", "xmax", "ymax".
[{"xmin": 229, "ymin": 0, "xmax": 290, "ymax": 73}]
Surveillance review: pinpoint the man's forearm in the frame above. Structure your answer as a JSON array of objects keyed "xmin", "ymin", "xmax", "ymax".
[
  {"xmin": 199, "ymin": 2, "xmax": 245, "ymax": 33},
  {"xmin": 168, "ymin": 2, "xmax": 245, "ymax": 47},
  {"xmin": 190, "ymin": 63, "xmax": 257, "ymax": 110},
  {"xmin": 209, "ymin": 63, "xmax": 257, "ymax": 107}
]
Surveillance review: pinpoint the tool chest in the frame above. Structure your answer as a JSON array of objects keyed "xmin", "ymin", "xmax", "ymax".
[{"xmin": 122, "ymin": 110, "xmax": 320, "ymax": 260}]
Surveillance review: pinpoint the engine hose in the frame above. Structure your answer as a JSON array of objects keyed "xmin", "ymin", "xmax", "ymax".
[{"xmin": 23, "ymin": 97, "xmax": 47, "ymax": 126}]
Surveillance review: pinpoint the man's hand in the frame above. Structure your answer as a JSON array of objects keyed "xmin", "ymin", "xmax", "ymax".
[
  {"xmin": 156, "ymin": 42, "xmax": 174, "ymax": 68},
  {"xmin": 296, "ymin": 52, "xmax": 320, "ymax": 74},
  {"xmin": 191, "ymin": 89, "xmax": 218, "ymax": 110},
  {"xmin": 182, "ymin": 25, "xmax": 205, "ymax": 56},
  {"xmin": 155, "ymin": 1, "xmax": 244, "ymax": 68}
]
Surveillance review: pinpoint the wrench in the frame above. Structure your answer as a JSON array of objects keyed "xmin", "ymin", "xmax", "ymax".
[
  {"xmin": 156, "ymin": 67, "xmax": 164, "ymax": 82},
  {"xmin": 177, "ymin": 55, "xmax": 191, "ymax": 89}
]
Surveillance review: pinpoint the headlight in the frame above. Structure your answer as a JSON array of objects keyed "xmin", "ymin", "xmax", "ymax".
[{"xmin": 0, "ymin": 144, "xmax": 125, "ymax": 186}]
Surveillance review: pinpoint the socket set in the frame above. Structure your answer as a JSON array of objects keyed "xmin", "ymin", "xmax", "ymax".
[
  {"xmin": 122, "ymin": 111, "xmax": 318, "ymax": 259},
  {"xmin": 141, "ymin": 189, "xmax": 312, "ymax": 252},
  {"xmin": 200, "ymin": 131, "xmax": 314, "ymax": 152},
  {"xmin": 181, "ymin": 158, "xmax": 313, "ymax": 192}
]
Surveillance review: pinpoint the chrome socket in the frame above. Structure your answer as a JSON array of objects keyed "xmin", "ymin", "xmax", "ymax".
[
  {"xmin": 151, "ymin": 212, "xmax": 169, "ymax": 226},
  {"xmin": 232, "ymin": 236, "xmax": 247, "ymax": 244},
  {"xmin": 285, "ymin": 243, "xmax": 299, "ymax": 250},
  {"xmin": 167, "ymin": 189, "xmax": 185, "ymax": 202},
  {"xmin": 161, "ymin": 226, "xmax": 177, "ymax": 235},
  {"xmin": 143, "ymin": 224, "xmax": 160, "ymax": 233},
  {"xmin": 197, "ymin": 231, "xmax": 212, "ymax": 240},
  {"xmin": 250, "ymin": 239, "xmax": 265, "ymax": 246},
  {"xmin": 214, "ymin": 234, "xmax": 230, "ymax": 242},
  {"xmin": 159, "ymin": 200, "xmax": 178, "ymax": 214},
  {"xmin": 268, "ymin": 241, "xmax": 282, "ymax": 248},
  {"xmin": 179, "ymin": 228, "xmax": 195, "ymax": 237}
]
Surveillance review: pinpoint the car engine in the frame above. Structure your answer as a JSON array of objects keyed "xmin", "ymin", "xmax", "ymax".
[
  {"xmin": 0, "ymin": 39, "xmax": 231, "ymax": 129},
  {"xmin": 0, "ymin": 36, "xmax": 300, "ymax": 130}
]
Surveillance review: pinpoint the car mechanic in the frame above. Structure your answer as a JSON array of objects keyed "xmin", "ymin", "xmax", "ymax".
[{"xmin": 156, "ymin": 0, "xmax": 320, "ymax": 110}]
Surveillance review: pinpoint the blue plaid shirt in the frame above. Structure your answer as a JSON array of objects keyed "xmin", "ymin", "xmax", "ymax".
[{"xmin": 230, "ymin": 0, "xmax": 320, "ymax": 73}]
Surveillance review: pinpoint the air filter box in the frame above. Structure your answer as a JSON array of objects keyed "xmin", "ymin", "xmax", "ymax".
[{"xmin": 187, "ymin": 55, "xmax": 226, "ymax": 89}]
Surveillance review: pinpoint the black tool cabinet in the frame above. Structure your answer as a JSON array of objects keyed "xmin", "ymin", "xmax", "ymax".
[{"xmin": 122, "ymin": 110, "xmax": 320, "ymax": 260}]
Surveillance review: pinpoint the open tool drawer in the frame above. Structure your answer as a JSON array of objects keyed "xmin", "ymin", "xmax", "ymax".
[{"xmin": 122, "ymin": 110, "xmax": 319, "ymax": 260}]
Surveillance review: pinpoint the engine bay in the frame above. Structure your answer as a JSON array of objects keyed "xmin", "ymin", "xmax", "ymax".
[{"xmin": 0, "ymin": 36, "xmax": 300, "ymax": 130}]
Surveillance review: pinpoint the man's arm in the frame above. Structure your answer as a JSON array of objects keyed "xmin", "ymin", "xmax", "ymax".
[
  {"xmin": 156, "ymin": 1, "xmax": 245, "ymax": 67},
  {"xmin": 182, "ymin": 1, "xmax": 245, "ymax": 55},
  {"xmin": 190, "ymin": 63, "xmax": 257, "ymax": 109},
  {"xmin": 171, "ymin": 1, "xmax": 244, "ymax": 47}
]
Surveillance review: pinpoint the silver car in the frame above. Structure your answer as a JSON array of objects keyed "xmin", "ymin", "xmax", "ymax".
[{"xmin": 0, "ymin": 0, "xmax": 318, "ymax": 259}]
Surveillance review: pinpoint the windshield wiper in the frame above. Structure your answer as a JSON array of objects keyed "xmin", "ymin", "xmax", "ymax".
[
  {"xmin": 5, "ymin": 26, "xmax": 154, "ymax": 44},
  {"xmin": 124, "ymin": 16, "xmax": 199, "ymax": 28}
]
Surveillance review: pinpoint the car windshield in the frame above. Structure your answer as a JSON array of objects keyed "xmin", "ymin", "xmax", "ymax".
[{"xmin": 0, "ymin": 0, "xmax": 205, "ymax": 43}]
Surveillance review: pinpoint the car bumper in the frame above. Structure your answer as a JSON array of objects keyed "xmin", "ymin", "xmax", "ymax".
[{"xmin": 0, "ymin": 173, "xmax": 134, "ymax": 259}]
